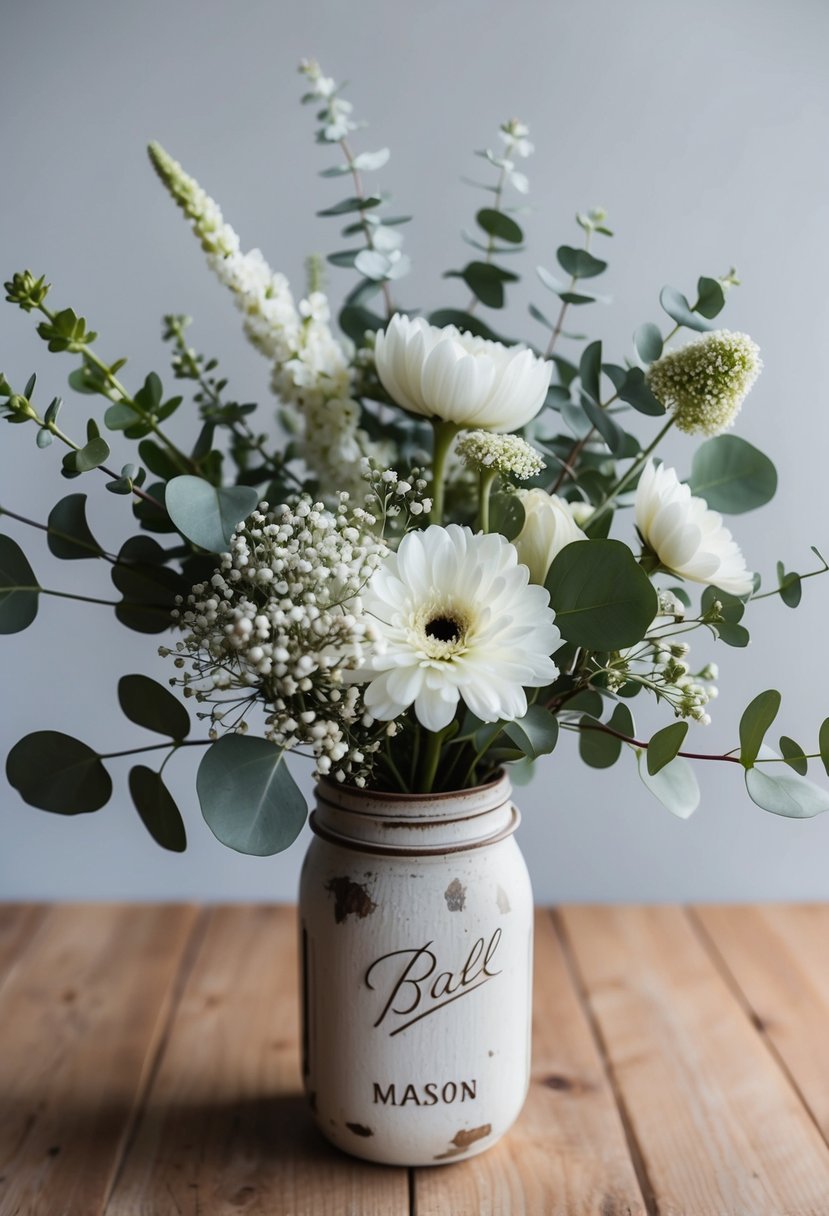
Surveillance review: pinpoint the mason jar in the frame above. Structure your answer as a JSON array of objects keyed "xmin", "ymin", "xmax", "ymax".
[{"xmin": 298, "ymin": 770, "xmax": 533, "ymax": 1166}]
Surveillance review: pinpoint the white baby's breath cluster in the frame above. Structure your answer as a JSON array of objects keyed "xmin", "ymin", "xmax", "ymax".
[
  {"xmin": 148, "ymin": 143, "xmax": 387, "ymax": 493},
  {"xmin": 360, "ymin": 462, "xmax": 433, "ymax": 532},
  {"xmin": 603, "ymin": 637, "xmax": 718, "ymax": 723},
  {"xmin": 167, "ymin": 496, "xmax": 393, "ymax": 782},
  {"xmin": 456, "ymin": 430, "xmax": 545, "ymax": 481},
  {"xmin": 646, "ymin": 330, "xmax": 762, "ymax": 436}
]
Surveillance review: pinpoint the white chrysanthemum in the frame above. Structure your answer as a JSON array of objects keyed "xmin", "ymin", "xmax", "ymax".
[
  {"xmin": 455, "ymin": 430, "xmax": 544, "ymax": 480},
  {"xmin": 635, "ymin": 461, "xmax": 753, "ymax": 596},
  {"xmin": 646, "ymin": 330, "xmax": 762, "ymax": 436},
  {"xmin": 513, "ymin": 490, "xmax": 587, "ymax": 585},
  {"xmin": 374, "ymin": 314, "xmax": 551, "ymax": 432},
  {"xmin": 356, "ymin": 525, "xmax": 560, "ymax": 731}
]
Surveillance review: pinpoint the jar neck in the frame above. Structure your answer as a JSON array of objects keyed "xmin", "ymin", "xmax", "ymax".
[{"xmin": 311, "ymin": 771, "xmax": 518, "ymax": 856}]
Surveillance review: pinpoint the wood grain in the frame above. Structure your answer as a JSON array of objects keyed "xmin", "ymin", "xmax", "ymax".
[
  {"xmin": 559, "ymin": 905, "xmax": 829, "ymax": 1215},
  {"xmin": 0, "ymin": 903, "xmax": 198, "ymax": 1216},
  {"xmin": 105, "ymin": 905, "xmax": 409, "ymax": 1216},
  {"xmin": 693, "ymin": 903, "xmax": 829, "ymax": 1146},
  {"xmin": 0, "ymin": 905, "xmax": 48, "ymax": 989},
  {"xmin": 412, "ymin": 910, "xmax": 646, "ymax": 1216}
]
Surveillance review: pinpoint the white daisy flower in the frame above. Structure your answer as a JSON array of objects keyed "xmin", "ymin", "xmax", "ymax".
[
  {"xmin": 635, "ymin": 460, "xmax": 753, "ymax": 596},
  {"xmin": 356, "ymin": 524, "xmax": 560, "ymax": 731},
  {"xmin": 374, "ymin": 313, "xmax": 552, "ymax": 432}
]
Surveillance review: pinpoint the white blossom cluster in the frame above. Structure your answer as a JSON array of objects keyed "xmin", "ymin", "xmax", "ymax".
[
  {"xmin": 456, "ymin": 430, "xmax": 545, "ymax": 481},
  {"xmin": 360, "ymin": 462, "xmax": 433, "ymax": 532},
  {"xmin": 148, "ymin": 142, "xmax": 388, "ymax": 493},
  {"xmin": 166, "ymin": 497, "xmax": 395, "ymax": 782},
  {"xmin": 603, "ymin": 638, "xmax": 718, "ymax": 723},
  {"xmin": 647, "ymin": 330, "xmax": 762, "ymax": 436}
]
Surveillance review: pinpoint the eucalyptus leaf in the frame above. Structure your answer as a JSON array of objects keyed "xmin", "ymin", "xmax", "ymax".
[
  {"xmin": 118, "ymin": 674, "xmax": 190, "ymax": 739},
  {"xmin": 579, "ymin": 717, "xmax": 620, "ymax": 768},
  {"xmin": 604, "ymin": 365, "xmax": 665, "ymax": 416},
  {"xmin": 779, "ymin": 735, "xmax": 808, "ymax": 776},
  {"xmin": 633, "ymin": 323, "xmax": 663, "ymax": 364},
  {"xmin": 317, "ymin": 195, "xmax": 382, "ymax": 217},
  {"xmin": 647, "ymin": 721, "xmax": 689, "ymax": 776},
  {"xmin": 197, "ymin": 735, "xmax": 307, "ymax": 856},
  {"xmin": 165, "ymin": 476, "xmax": 259, "ymax": 552},
  {"xmin": 659, "ymin": 285, "xmax": 715, "ymax": 332},
  {"xmin": 637, "ymin": 751, "xmax": 700, "ymax": 818},
  {"xmin": 476, "ymin": 208, "xmax": 523, "ymax": 244},
  {"xmin": 695, "ymin": 276, "xmax": 726, "ymax": 319},
  {"xmin": 819, "ymin": 718, "xmax": 829, "ymax": 778},
  {"xmin": 546, "ymin": 539, "xmax": 658, "ymax": 650},
  {"xmin": 739, "ymin": 689, "xmax": 782, "ymax": 768},
  {"xmin": 74, "ymin": 436, "xmax": 111, "ymax": 473},
  {"xmin": 47, "ymin": 494, "xmax": 103, "ymax": 560},
  {"xmin": 0, "ymin": 534, "xmax": 39, "ymax": 633},
  {"xmin": 490, "ymin": 493, "xmax": 525, "ymax": 541},
  {"xmin": 581, "ymin": 396, "xmax": 626, "ymax": 454},
  {"xmin": 745, "ymin": 750, "xmax": 829, "ymax": 818},
  {"xmin": 503, "ymin": 705, "xmax": 559, "ymax": 759},
  {"xmin": 579, "ymin": 341, "xmax": 602, "ymax": 403},
  {"xmin": 129, "ymin": 766, "xmax": 187, "ymax": 851},
  {"xmin": 557, "ymin": 246, "xmax": 607, "ymax": 279},
  {"xmin": 688, "ymin": 435, "xmax": 777, "ymax": 514},
  {"xmin": 427, "ymin": 310, "xmax": 508, "ymax": 343},
  {"xmin": 6, "ymin": 730, "xmax": 112, "ymax": 814}
]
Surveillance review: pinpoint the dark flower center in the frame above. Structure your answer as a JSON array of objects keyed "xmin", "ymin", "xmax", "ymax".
[{"xmin": 425, "ymin": 615, "xmax": 462, "ymax": 643}]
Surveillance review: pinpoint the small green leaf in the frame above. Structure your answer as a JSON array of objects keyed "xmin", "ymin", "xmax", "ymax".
[
  {"xmin": 579, "ymin": 341, "xmax": 602, "ymax": 403},
  {"xmin": 633, "ymin": 323, "xmax": 663, "ymax": 364},
  {"xmin": 165, "ymin": 476, "xmax": 259, "ymax": 552},
  {"xmin": 74, "ymin": 436, "xmax": 110, "ymax": 473},
  {"xmin": 476, "ymin": 209, "xmax": 523, "ymax": 244},
  {"xmin": 448, "ymin": 261, "xmax": 518, "ymax": 309},
  {"xmin": 659, "ymin": 285, "xmax": 715, "ymax": 332},
  {"xmin": 504, "ymin": 705, "xmax": 559, "ymax": 759},
  {"xmin": 695, "ymin": 276, "xmax": 726, "ymax": 319},
  {"xmin": 779, "ymin": 735, "xmax": 808, "ymax": 776},
  {"xmin": 338, "ymin": 305, "xmax": 385, "ymax": 345},
  {"xmin": 317, "ymin": 195, "xmax": 383, "ymax": 217},
  {"xmin": 118, "ymin": 674, "xmax": 190, "ymax": 739},
  {"xmin": 129, "ymin": 766, "xmax": 187, "ymax": 851},
  {"xmin": 689, "ymin": 435, "xmax": 777, "ymax": 514},
  {"xmin": 603, "ymin": 365, "xmax": 665, "ymax": 416},
  {"xmin": 557, "ymin": 246, "xmax": 607, "ymax": 279},
  {"xmin": 546, "ymin": 539, "xmax": 658, "ymax": 650},
  {"xmin": 647, "ymin": 721, "xmax": 689, "ymax": 776},
  {"xmin": 776, "ymin": 562, "xmax": 802, "ymax": 608},
  {"xmin": 637, "ymin": 751, "xmax": 699, "ymax": 818},
  {"xmin": 0, "ymin": 534, "xmax": 39, "ymax": 633},
  {"xmin": 104, "ymin": 402, "xmax": 141, "ymax": 432},
  {"xmin": 6, "ymin": 731, "xmax": 112, "ymax": 814},
  {"xmin": 47, "ymin": 494, "xmax": 104, "ymax": 560},
  {"xmin": 739, "ymin": 689, "xmax": 782, "ymax": 768},
  {"xmin": 579, "ymin": 717, "xmax": 621, "ymax": 768},
  {"xmin": 581, "ymin": 396, "xmax": 626, "ymax": 455},
  {"xmin": 819, "ymin": 718, "xmax": 829, "ymax": 778},
  {"xmin": 197, "ymin": 735, "xmax": 307, "ymax": 856},
  {"xmin": 490, "ymin": 493, "xmax": 525, "ymax": 541}
]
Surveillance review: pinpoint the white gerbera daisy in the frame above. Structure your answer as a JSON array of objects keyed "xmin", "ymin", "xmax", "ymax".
[
  {"xmin": 635, "ymin": 460, "xmax": 753, "ymax": 596},
  {"xmin": 356, "ymin": 524, "xmax": 560, "ymax": 731}
]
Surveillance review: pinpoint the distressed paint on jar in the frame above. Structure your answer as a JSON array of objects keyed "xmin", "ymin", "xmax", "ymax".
[{"xmin": 298, "ymin": 770, "xmax": 533, "ymax": 1166}]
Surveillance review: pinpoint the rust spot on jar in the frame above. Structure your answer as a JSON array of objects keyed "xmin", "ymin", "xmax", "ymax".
[
  {"xmin": 444, "ymin": 878, "xmax": 466, "ymax": 911},
  {"xmin": 434, "ymin": 1122, "xmax": 492, "ymax": 1159},
  {"xmin": 325, "ymin": 876, "xmax": 377, "ymax": 923},
  {"xmin": 345, "ymin": 1121, "xmax": 374, "ymax": 1137}
]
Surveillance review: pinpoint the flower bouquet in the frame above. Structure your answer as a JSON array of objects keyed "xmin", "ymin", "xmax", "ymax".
[{"xmin": 3, "ymin": 56, "xmax": 829, "ymax": 858}]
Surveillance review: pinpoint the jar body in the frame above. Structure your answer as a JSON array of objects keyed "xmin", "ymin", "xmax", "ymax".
[{"xmin": 298, "ymin": 774, "xmax": 533, "ymax": 1166}]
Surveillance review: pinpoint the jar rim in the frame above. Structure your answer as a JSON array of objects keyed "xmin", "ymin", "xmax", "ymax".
[{"xmin": 316, "ymin": 767, "xmax": 508, "ymax": 805}]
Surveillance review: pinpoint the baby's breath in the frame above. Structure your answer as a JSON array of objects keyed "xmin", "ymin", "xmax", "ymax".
[
  {"xmin": 455, "ymin": 431, "xmax": 544, "ymax": 481},
  {"xmin": 646, "ymin": 330, "xmax": 762, "ymax": 436}
]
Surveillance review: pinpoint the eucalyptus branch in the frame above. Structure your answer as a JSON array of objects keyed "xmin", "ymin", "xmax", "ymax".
[
  {"xmin": 544, "ymin": 225, "xmax": 592, "ymax": 359},
  {"xmin": 339, "ymin": 135, "xmax": 394, "ymax": 319},
  {"xmin": 751, "ymin": 549, "xmax": 829, "ymax": 602},
  {"xmin": 583, "ymin": 415, "xmax": 675, "ymax": 529},
  {"xmin": 565, "ymin": 719, "xmax": 742, "ymax": 764},
  {"xmin": 0, "ymin": 505, "xmax": 118, "ymax": 563},
  {"xmin": 466, "ymin": 162, "xmax": 508, "ymax": 317},
  {"xmin": 98, "ymin": 739, "xmax": 211, "ymax": 760}
]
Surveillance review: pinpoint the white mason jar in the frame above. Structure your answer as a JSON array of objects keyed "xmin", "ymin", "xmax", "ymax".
[{"xmin": 298, "ymin": 770, "xmax": 533, "ymax": 1166}]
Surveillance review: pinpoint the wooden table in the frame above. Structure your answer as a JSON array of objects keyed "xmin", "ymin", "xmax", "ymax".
[{"xmin": 2, "ymin": 905, "xmax": 829, "ymax": 1215}]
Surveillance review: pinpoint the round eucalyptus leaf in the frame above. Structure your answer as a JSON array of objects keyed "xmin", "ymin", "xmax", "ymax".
[
  {"xmin": 556, "ymin": 246, "xmax": 607, "ymax": 279},
  {"xmin": 695, "ymin": 276, "xmax": 726, "ymax": 319},
  {"xmin": 546, "ymin": 539, "xmax": 658, "ymax": 650},
  {"xmin": 503, "ymin": 705, "xmax": 559, "ymax": 760},
  {"xmin": 6, "ymin": 730, "xmax": 112, "ymax": 814},
  {"xmin": 0, "ymin": 534, "xmax": 40, "ymax": 633},
  {"xmin": 779, "ymin": 735, "xmax": 808, "ymax": 776},
  {"xmin": 75, "ymin": 436, "xmax": 111, "ymax": 472},
  {"xmin": 47, "ymin": 494, "xmax": 104, "ymax": 560},
  {"xmin": 688, "ymin": 435, "xmax": 777, "ymax": 514},
  {"xmin": 647, "ymin": 721, "xmax": 689, "ymax": 776},
  {"xmin": 637, "ymin": 751, "xmax": 699, "ymax": 819},
  {"xmin": 490, "ymin": 493, "xmax": 525, "ymax": 541},
  {"xmin": 197, "ymin": 735, "xmax": 307, "ymax": 856},
  {"xmin": 746, "ymin": 755, "xmax": 829, "ymax": 819},
  {"xmin": 129, "ymin": 766, "xmax": 187, "ymax": 851},
  {"xmin": 476, "ymin": 208, "xmax": 523, "ymax": 244},
  {"xmin": 820, "ymin": 718, "xmax": 829, "ymax": 778},
  {"xmin": 118, "ymin": 674, "xmax": 190, "ymax": 739},
  {"xmin": 633, "ymin": 323, "xmax": 663, "ymax": 364},
  {"xmin": 165, "ymin": 476, "xmax": 259, "ymax": 552},
  {"xmin": 659, "ymin": 285, "xmax": 714, "ymax": 332},
  {"xmin": 579, "ymin": 718, "xmax": 621, "ymax": 768}
]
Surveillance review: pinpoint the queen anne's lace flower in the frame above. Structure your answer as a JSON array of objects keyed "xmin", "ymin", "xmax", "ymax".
[
  {"xmin": 635, "ymin": 460, "xmax": 753, "ymax": 596},
  {"xmin": 374, "ymin": 314, "xmax": 551, "ymax": 432},
  {"xmin": 646, "ymin": 330, "xmax": 762, "ymax": 436},
  {"xmin": 169, "ymin": 498, "xmax": 391, "ymax": 781},
  {"xmin": 456, "ymin": 431, "xmax": 544, "ymax": 480},
  {"xmin": 355, "ymin": 525, "xmax": 560, "ymax": 731}
]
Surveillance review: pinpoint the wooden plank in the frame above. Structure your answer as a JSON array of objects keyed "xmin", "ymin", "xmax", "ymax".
[
  {"xmin": 0, "ymin": 903, "xmax": 199, "ymax": 1216},
  {"xmin": 0, "ymin": 905, "xmax": 48, "ymax": 986},
  {"xmin": 106, "ymin": 905, "xmax": 409, "ymax": 1216},
  {"xmin": 412, "ymin": 910, "xmax": 646, "ymax": 1215},
  {"xmin": 559, "ymin": 905, "xmax": 829, "ymax": 1215},
  {"xmin": 693, "ymin": 904, "xmax": 829, "ymax": 1145}
]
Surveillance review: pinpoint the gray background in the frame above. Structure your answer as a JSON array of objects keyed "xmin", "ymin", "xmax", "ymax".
[{"xmin": 2, "ymin": 0, "xmax": 828, "ymax": 902}]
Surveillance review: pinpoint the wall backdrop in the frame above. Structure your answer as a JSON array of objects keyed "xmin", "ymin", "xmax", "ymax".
[{"xmin": 2, "ymin": 0, "xmax": 829, "ymax": 902}]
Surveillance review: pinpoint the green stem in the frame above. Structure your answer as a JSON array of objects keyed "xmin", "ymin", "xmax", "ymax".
[
  {"xmin": 340, "ymin": 136, "xmax": 394, "ymax": 320},
  {"xmin": 99, "ymin": 739, "xmax": 210, "ymax": 761},
  {"xmin": 585, "ymin": 416, "xmax": 675, "ymax": 530},
  {"xmin": 478, "ymin": 469, "xmax": 498, "ymax": 532},
  {"xmin": 0, "ymin": 505, "xmax": 117, "ymax": 562},
  {"xmin": 467, "ymin": 165, "xmax": 508, "ymax": 316},
  {"xmin": 418, "ymin": 726, "xmax": 453, "ymax": 794},
  {"xmin": 382, "ymin": 738, "xmax": 408, "ymax": 792},
  {"xmin": 751, "ymin": 559, "xmax": 829, "ymax": 602},
  {"xmin": 429, "ymin": 420, "xmax": 460, "ymax": 525}
]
